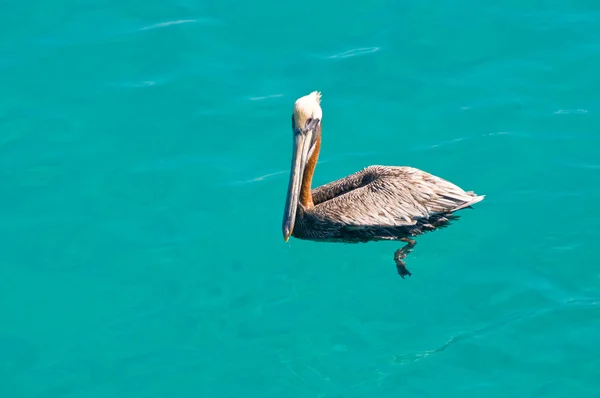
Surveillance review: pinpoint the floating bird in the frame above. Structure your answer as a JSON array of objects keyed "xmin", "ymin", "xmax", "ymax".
[{"xmin": 282, "ymin": 91, "xmax": 485, "ymax": 278}]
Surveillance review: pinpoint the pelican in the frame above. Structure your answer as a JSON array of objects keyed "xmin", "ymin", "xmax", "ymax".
[{"xmin": 282, "ymin": 91, "xmax": 485, "ymax": 278}]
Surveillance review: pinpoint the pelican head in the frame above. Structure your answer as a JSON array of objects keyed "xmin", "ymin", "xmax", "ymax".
[{"xmin": 282, "ymin": 91, "xmax": 323, "ymax": 241}]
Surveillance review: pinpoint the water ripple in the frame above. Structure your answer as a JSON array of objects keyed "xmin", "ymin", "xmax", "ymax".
[
  {"xmin": 33, "ymin": 16, "xmax": 223, "ymax": 48},
  {"xmin": 386, "ymin": 297, "xmax": 600, "ymax": 367},
  {"xmin": 224, "ymin": 170, "xmax": 288, "ymax": 186},
  {"xmin": 249, "ymin": 94, "xmax": 284, "ymax": 101},
  {"xmin": 386, "ymin": 310, "xmax": 533, "ymax": 365},
  {"xmin": 131, "ymin": 153, "xmax": 234, "ymax": 173},
  {"xmin": 554, "ymin": 109, "xmax": 589, "ymax": 114},
  {"xmin": 565, "ymin": 298, "xmax": 600, "ymax": 307},
  {"xmin": 225, "ymin": 152, "xmax": 381, "ymax": 186},
  {"xmin": 138, "ymin": 19, "xmax": 198, "ymax": 31},
  {"xmin": 328, "ymin": 47, "xmax": 381, "ymax": 59},
  {"xmin": 107, "ymin": 77, "xmax": 174, "ymax": 89},
  {"xmin": 565, "ymin": 163, "xmax": 600, "ymax": 170}
]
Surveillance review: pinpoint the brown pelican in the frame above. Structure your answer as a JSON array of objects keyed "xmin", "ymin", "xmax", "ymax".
[{"xmin": 282, "ymin": 91, "xmax": 485, "ymax": 278}]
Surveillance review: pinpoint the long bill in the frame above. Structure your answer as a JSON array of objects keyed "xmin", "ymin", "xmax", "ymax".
[{"xmin": 282, "ymin": 130, "xmax": 313, "ymax": 241}]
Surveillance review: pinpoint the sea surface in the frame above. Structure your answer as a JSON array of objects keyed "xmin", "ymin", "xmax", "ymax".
[{"xmin": 1, "ymin": 0, "xmax": 600, "ymax": 396}]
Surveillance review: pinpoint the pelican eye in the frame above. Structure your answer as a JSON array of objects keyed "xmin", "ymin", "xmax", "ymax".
[{"xmin": 305, "ymin": 117, "xmax": 320, "ymax": 131}]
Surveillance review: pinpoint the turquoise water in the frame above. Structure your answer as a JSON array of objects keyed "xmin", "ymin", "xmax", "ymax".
[{"xmin": 2, "ymin": 0, "xmax": 600, "ymax": 396}]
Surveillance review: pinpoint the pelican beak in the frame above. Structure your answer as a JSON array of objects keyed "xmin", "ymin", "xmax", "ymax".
[{"xmin": 282, "ymin": 128, "xmax": 313, "ymax": 241}]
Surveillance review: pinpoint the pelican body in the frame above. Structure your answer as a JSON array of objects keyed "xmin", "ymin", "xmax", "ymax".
[{"xmin": 282, "ymin": 91, "xmax": 485, "ymax": 278}]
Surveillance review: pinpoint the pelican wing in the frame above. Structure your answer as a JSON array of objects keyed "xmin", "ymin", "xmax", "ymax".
[{"xmin": 311, "ymin": 165, "xmax": 484, "ymax": 227}]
